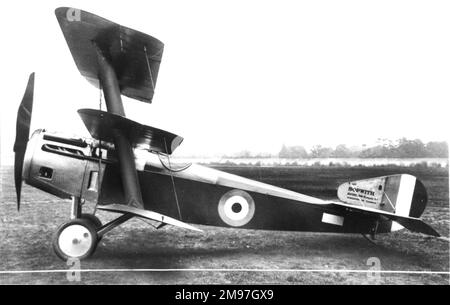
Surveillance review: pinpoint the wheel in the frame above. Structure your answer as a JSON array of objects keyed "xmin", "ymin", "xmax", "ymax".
[
  {"xmin": 81, "ymin": 213, "xmax": 103, "ymax": 241},
  {"xmin": 81, "ymin": 213, "xmax": 103, "ymax": 242},
  {"xmin": 81, "ymin": 213, "xmax": 102, "ymax": 228},
  {"xmin": 53, "ymin": 219, "xmax": 98, "ymax": 261}
]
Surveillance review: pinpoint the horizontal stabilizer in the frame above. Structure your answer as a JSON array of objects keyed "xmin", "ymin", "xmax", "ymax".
[
  {"xmin": 392, "ymin": 217, "xmax": 440, "ymax": 237},
  {"xmin": 55, "ymin": 7, "xmax": 163, "ymax": 103},
  {"xmin": 97, "ymin": 204, "xmax": 202, "ymax": 232},
  {"xmin": 78, "ymin": 109, "xmax": 183, "ymax": 154},
  {"xmin": 327, "ymin": 201, "xmax": 440, "ymax": 237}
]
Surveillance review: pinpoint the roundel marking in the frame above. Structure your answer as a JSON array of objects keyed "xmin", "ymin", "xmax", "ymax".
[{"xmin": 218, "ymin": 189, "xmax": 255, "ymax": 227}]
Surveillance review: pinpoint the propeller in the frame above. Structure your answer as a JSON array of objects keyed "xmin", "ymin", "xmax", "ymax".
[{"xmin": 13, "ymin": 73, "xmax": 35, "ymax": 211}]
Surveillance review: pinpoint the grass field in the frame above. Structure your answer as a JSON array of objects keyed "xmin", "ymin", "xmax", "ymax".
[{"xmin": 0, "ymin": 165, "xmax": 449, "ymax": 284}]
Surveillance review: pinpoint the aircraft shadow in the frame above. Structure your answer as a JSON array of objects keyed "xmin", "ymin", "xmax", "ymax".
[{"xmin": 87, "ymin": 229, "xmax": 439, "ymax": 271}]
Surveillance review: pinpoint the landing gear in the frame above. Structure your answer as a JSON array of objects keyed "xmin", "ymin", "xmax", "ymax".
[
  {"xmin": 53, "ymin": 218, "xmax": 98, "ymax": 260},
  {"xmin": 52, "ymin": 196, "xmax": 135, "ymax": 261}
]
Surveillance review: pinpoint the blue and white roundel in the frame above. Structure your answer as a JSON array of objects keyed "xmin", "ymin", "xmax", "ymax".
[{"xmin": 218, "ymin": 189, "xmax": 255, "ymax": 227}]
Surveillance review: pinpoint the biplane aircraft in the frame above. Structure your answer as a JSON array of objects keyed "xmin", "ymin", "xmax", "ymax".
[{"xmin": 13, "ymin": 7, "xmax": 439, "ymax": 260}]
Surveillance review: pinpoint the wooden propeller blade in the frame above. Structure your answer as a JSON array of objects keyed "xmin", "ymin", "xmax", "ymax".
[{"xmin": 13, "ymin": 72, "xmax": 35, "ymax": 211}]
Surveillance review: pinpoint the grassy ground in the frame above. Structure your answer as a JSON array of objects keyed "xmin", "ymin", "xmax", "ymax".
[{"xmin": 0, "ymin": 165, "xmax": 448, "ymax": 284}]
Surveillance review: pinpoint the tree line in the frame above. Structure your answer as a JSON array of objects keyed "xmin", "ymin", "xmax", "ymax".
[{"xmin": 278, "ymin": 138, "xmax": 448, "ymax": 158}]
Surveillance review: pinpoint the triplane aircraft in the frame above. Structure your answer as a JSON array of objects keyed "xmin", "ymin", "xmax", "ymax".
[{"xmin": 13, "ymin": 7, "xmax": 439, "ymax": 260}]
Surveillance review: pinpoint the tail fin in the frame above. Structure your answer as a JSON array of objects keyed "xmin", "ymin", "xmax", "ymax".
[
  {"xmin": 337, "ymin": 174, "xmax": 435, "ymax": 234},
  {"xmin": 337, "ymin": 174, "xmax": 427, "ymax": 218}
]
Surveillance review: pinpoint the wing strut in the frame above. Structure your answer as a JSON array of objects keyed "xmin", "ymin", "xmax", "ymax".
[
  {"xmin": 95, "ymin": 44, "xmax": 144, "ymax": 209},
  {"xmin": 163, "ymin": 139, "xmax": 183, "ymax": 220},
  {"xmin": 93, "ymin": 84, "xmax": 104, "ymax": 217}
]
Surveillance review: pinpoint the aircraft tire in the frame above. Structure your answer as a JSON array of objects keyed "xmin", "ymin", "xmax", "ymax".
[
  {"xmin": 80, "ymin": 214, "xmax": 103, "ymax": 241},
  {"xmin": 80, "ymin": 214, "xmax": 102, "ymax": 229},
  {"xmin": 52, "ymin": 219, "xmax": 98, "ymax": 261}
]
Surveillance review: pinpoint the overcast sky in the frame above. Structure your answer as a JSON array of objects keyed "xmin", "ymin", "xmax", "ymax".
[{"xmin": 1, "ymin": 0, "xmax": 449, "ymax": 164}]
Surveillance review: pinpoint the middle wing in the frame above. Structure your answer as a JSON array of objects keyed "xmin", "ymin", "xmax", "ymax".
[{"xmin": 78, "ymin": 108, "xmax": 183, "ymax": 155}]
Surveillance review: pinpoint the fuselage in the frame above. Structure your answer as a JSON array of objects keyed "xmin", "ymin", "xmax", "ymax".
[{"xmin": 22, "ymin": 129, "xmax": 394, "ymax": 234}]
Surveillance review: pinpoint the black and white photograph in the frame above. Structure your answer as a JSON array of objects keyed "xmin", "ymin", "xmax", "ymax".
[{"xmin": 0, "ymin": 0, "xmax": 449, "ymax": 288}]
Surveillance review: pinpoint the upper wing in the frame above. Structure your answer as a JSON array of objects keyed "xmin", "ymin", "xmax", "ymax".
[
  {"xmin": 78, "ymin": 108, "xmax": 183, "ymax": 155},
  {"xmin": 55, "ymin": 7, "xmax": 163, "ymax": 103}
]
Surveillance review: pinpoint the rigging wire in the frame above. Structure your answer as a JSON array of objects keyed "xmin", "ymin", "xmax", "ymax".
[
  {"xmin": 144, "ymin": 46, "xmax": 155, "ymax": 91},
  {"xmin": 382, "ymin": 191, "xmax": 396, "ymax": 213}
]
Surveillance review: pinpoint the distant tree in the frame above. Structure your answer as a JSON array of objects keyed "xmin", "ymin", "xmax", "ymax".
[
  {"xmin": 291, "ymin": 146, "xmax": 309, "ymax": 158},
  {"xmin": 425, "ymin": 141, "xmax": 449, "ymax": 157},
  {"xmin": 279, "ymin": 145, "xmax": 309, "ymax": 158},
  {"xmin": 309, "ymin": 145, "xmax": 320, "ymax": 158},
  {"xmin": 396, "ymin": 138, "xmax": 426, "ymax": 158},
  {"xmin": 310, "ymin": 145, "xmax": 333, "ymax": 158},
  {"xmin": 278, "ymin": 138, "xmax": 448, "ymax": 159},
  {"xmin": 332, "ymin": 144, "xmax": 352, "ymax": 158},
  {"xmin": 359, "ymin": 145, "xmax": 392, "ymax": 158},
  {"xmin": 235, "ymin": 150, "xmax": 252, "ymax": 158},
  {"xmin": 254, "ymin": 152, "xmax": 273, "ymax": 158},
  {"xmin": 376, "ymin": 137, "xmax": 397, "ymax": 149},
  {"xmin": 321, "ymin": 147, "xmax": 333, "ymax": 158},
  {"xmin": 279, "ymin": 144, "xmax": 289, "ymax": 158},
  {"xmin": 358, "ymin": 138, "xmax": 448, "ymax": 158}
]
